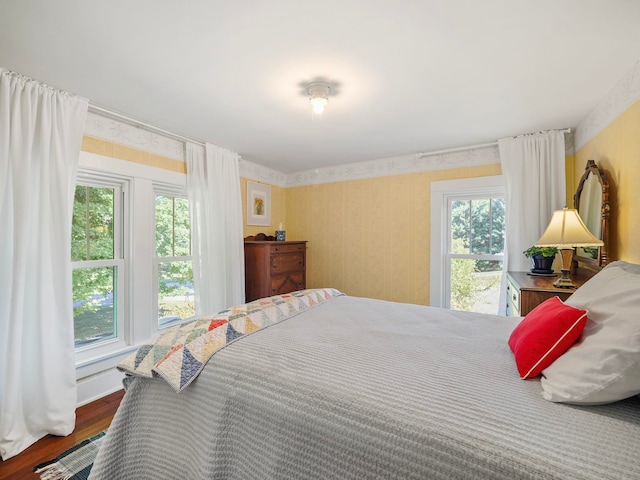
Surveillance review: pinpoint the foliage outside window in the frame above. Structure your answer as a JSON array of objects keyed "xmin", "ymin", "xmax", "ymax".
[
  {"xmin": 155, "ymin": 195, "xmax": 194, "ymax": 326},
  {"xmin": 71, "ymin": 184, "xmax": 122, "ymax": 347},
  {"xmin": 449, "ymin": 197, "xmax": 505, "ymax": 314}
]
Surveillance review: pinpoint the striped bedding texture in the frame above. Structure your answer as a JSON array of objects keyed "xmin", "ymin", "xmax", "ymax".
[
  {"xmin": 117, "ymin": 288, "xmax": 343, "ymax": 391},
  {"xmin": 89, "ymin": 294, "xmax": 640, "ymax": 479}
]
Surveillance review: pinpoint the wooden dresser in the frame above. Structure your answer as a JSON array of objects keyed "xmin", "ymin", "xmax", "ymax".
[
  {"xmin": 506, "ymin": 271, "xmax": 590, "ymax": 317},
  {"xmin": 244, "ymin": 241, "xmax": 307, "ymax": 302}
]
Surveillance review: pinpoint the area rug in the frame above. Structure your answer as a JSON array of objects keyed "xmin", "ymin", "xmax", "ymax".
[{"xmin": 33, "ymin": 431, "xmax": 105, "ymax": 480}]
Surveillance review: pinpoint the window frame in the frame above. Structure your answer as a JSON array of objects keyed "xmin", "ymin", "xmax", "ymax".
[
  {"xmin": 430, "ymin": 175, "xmax": 506, "ymax": 311},
  {"xmin": 445, "ymin": 195, "xmax": 505, "ymax": 311},
  {"xmin": 153, "ymin": 182, "xmax": 194, "ymax": 329},
  {"xmin": 74, "ymin": 151, "xmax": 187, "ymax": 390},
  {"xmin": 72, "ymin": 171, "xmax": 130, "ymax": 362}
]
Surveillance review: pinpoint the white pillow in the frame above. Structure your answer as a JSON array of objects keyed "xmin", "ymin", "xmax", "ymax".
[{"xmin": 540, "ymin": 261, "xmax": 640, "ymax": 404}]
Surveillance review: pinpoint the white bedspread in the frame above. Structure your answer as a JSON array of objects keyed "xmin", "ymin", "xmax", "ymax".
[{"xmin": 90, "ymin": 295, "xmax": 640, "ymax": 479}]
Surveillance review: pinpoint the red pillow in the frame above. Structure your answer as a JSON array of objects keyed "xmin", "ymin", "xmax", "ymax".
[{"xmin": 508, "ymin": 296, "xmax": 587, "ymax": 379}]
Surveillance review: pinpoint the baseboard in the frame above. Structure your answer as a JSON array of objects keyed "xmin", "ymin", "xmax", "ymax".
[{"xmin": 76, "ymin": 367, "xmax": 125, "ymax": 407}]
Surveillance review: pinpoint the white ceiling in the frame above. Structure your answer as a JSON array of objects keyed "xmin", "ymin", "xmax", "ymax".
[{"xmin": 1, "ymin": 0, "xmax": 639, "ymax": 173}]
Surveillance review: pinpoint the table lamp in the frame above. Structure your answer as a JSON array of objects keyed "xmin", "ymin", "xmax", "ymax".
[{"xmin": 536, "ymin": 208, "xmax": 603, "ymax": 288}]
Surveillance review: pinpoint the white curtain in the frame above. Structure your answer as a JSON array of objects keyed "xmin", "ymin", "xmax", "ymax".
[
  {"xmin": 0, "ymin": 69, "xmax": 88, "ymax": 459},
  {"xmin": 498, "ymin": 131, "xmax": 566, "ymax": 312},
  {"xmin": 187, "ymin": 142, "xmax": 245, "ymax": 315}
]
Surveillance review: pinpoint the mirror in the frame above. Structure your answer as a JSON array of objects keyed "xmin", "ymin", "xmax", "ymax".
[{"xmin": 573, "ymin": 160, "xmax": 609, "ymax": 268}]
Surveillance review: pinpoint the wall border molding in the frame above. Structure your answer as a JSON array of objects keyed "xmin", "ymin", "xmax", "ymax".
[
  {"xmin": 575, "ymin": 60, "xmax": 640, "ymax": 152},
  {"xmin": 283, "ymin": 146, "xmax": 501, "ymax": 187},
  {"xmin": 84, "ymin": 111, "xmax": 185, "ymax": 162},
  {"xmin": 239, "ymin": 159, "xmax": 287, "ymax": 186}
]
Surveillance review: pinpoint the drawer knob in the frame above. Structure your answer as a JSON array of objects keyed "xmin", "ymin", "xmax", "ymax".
[
  {"xmin": 512, "ymin": 294, "xmax": 517, "ymax": 301},
  {"xmin": 272, "ymin": 263, "xmax": 278, "ymax": 268}
]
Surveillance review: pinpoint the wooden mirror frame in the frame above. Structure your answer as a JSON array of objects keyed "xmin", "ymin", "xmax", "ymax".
[{"xmin": 573, "ymin": 159, "xmax": 610, "ymax": 270}]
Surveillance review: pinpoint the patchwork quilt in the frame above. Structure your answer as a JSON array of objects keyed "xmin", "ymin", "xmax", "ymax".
[{"xmin": 118, "ymin": 288, "xmax": 343, "ymax": 392}]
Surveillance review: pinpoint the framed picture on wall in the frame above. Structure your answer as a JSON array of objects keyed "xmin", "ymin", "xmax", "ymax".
[{"xmin": 247, "ymin": 181, "xmax": 271, "ymax": 226}]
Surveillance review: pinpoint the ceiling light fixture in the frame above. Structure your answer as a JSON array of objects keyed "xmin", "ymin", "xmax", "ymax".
[{"xmin": 306, "ymin": 81, "xmax": 331, "ymax": 115}]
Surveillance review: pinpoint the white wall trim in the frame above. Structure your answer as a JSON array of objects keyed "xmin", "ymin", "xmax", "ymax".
[
  {"xmin": 85, "ymin": 111, "xmax": 186, "ymax": 162},
  {"xmin": 76, "ymin": 367, "xmax": 125, "ymax": 407},
  {"xmin": 285, "ymin": 145, "xmax": 500, "ymax": 187},
  {"xmin": 575, "ymin": 60, "xmax": 640, "ymax": 152},
  {"xmin": 239, "ymin": 158, "xmax": 287, "ymax": 186},
  {"xmin": 430, "ymin": 175, "xmax": 505, "ymax": 308}
]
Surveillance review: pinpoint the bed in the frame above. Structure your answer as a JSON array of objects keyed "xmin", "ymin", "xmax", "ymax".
[{"xmin": 89, "ymin": 261, "xmax": 640, "ymax": 480}]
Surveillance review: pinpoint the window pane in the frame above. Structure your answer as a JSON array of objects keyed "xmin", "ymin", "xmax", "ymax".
[
  {"xmin": 73, "ymin": 266, "xmax": 116, "ymax": 346},
  {"xmin": 155, "ymin": 195, "xmax": 174, "ymax": 257},
  {"xmin": 156, "ymin": 195, "xmax": 191, "ymax": 257},
  {"xmin": 451, "ymin": 197, "xmax": 505, "ymax": 256},
  {"xmin": 470, "ymin": 199, "xmax": 491, "ymax": 254},
  {"xmin": 72, "ymin": 185, "xmax": 114, "ymax": 261},
  {"xmin": 450, "ymin": 259, "xmax": 502, "ymax": 315},
  {"xmin": 173, "ymin": 197, "xmax": 191, "ymax": 256},
  {"xmin": 450, "ymin": 200, "xmax": 470, "ymax": 254},
  {"xmin": 158, "ymin": 261, "xmax": 195, "ymax": 326},
  {"xmin": 490, "ymin": 198, "xmax": 505, "ymax": 254},
  {"xmin": 72, "ymin": 187, "xmax": 88, "ymax": 261}
]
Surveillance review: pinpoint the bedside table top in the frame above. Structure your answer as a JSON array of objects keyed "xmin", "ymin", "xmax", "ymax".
[{"xmin": 507, "ymin": 271, "xmax": 589, "ymax": 293}]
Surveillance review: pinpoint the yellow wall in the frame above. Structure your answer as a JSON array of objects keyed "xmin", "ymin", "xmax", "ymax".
[
  {"xmin": 565, "ymin": 154, "xmax": 575, "ymax": 209},
  {"xmin": 286, "ymin": 164, "xmax": 502, "ymax": 305},
  {"xmin": 81, "ymin": 135, "xmax": 187, "ymax": 173},
  {"xmin": 574, "ymin": 99, "xmax": 640, "ymax": 263}
]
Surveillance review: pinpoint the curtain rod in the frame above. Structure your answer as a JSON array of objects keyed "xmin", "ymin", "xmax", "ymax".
[
  {"xmin": 88, "ymin": 103, "xmax": 205, "ymax": 147},
  {"xmin": 417, "ymin": 141, "xmax": 498, "ymax": 158},
  {"xmin": 417, "ymin": 128, "xmax": 572, "ymax": 158}
]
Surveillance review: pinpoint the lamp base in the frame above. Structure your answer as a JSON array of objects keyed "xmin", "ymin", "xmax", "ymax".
[
  {"xmin": 553, "ymin": 248, "xmax": 578, "ymax": 288},
  {"xmin": 553, "ymin": 270, "xmax": 577, "ymax": 288}
]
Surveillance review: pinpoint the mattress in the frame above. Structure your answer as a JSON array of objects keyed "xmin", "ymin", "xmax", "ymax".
[{"xmin": 89, "ymin": 295, "xmax": 640, "ymax": 479}]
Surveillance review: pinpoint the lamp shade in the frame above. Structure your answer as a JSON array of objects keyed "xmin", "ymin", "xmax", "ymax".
[{"xmin": 536, "ymin": 208, "xmax": 604, "ymax": 248}]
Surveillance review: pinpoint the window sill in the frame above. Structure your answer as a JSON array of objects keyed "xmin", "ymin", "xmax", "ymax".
[{"xmin": 75, "ymin": 344, "xmax": 140, "ymax": 380}]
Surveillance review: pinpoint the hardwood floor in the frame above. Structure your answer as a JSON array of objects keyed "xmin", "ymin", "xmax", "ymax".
[{"xmin": 0, "ymin": 389, "xmax": 125, "ymax": 480}]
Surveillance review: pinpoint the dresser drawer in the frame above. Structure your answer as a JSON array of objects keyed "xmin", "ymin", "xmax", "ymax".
[
  {"xmin": 271, "ymin": 272, "xmax": 305, "ymax": 295},
  {"xmin": 271, "ymin": 252, "xmax": 305, "ymax": 275},
  {"xmin": 506, "ymin": 277, "xmax": 520, "ymax": 317},
  {"xmin": 270, "ymin": 243, "xmax": 305, "ymax": 254}
]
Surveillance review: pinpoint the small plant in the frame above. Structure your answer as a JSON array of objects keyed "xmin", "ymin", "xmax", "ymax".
[{"xmin": 523, "ymin": 246, "xmax": 558, "ymax": 258}]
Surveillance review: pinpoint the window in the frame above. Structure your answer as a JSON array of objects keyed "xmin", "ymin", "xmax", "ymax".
[
  {"xmin": 71, "ymin": 181, "xmax": 125, "ymax": 348},
  {"xmin": 74, "ymin": 152, "xmax": 188, "ymax": 398},
  {"xmin": 155, "ymin": 192, "xmax": 194, "ymax": 326},
  {"xmin": 447, "ymin": 196, "xmax": 505, "ymax": 313},
  {"xmin": 430, "ymin": 176, "xmax": 506, "ymax": 314}
]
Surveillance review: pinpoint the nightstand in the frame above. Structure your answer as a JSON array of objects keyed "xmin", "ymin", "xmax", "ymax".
[{"xmin": 506, "ymin": 271, "xmax": 589, "ymax": 317}]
